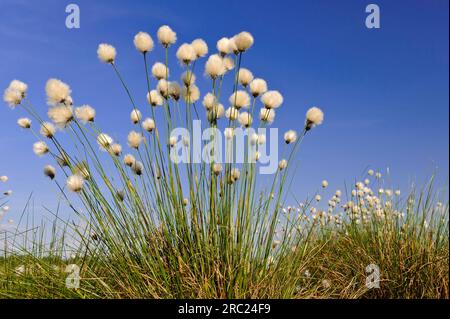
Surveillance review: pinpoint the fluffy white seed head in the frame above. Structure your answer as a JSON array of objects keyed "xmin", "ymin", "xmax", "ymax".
[
  {"xmin": 75, "ymin": 105, "xmax": 96, "ymax": 123},
  {"xmin": 169, "ymin": 82, "xmax": 181, "ymax": 101},
  {"xmin": 97, "ymin": 133, "xmax": 113, "ymax": 150},
  {"xmin": 181, "ymin": 85, "xmax": 200, "ymax": 103},
  {"xmin": 0, "ymin": 176, "xmax": 8, "ymax": 182},
  {"xmin": 222, "ymin": 56, "xmax": 235, "ymax": 71},
  {"xmin": 234, "ymin": 31, "xmax": 254, "ymax": 52},
  {"xmin": 44, "ymin": 165, "xmax": 56, "ymax": 179},
  {"xmin": 97, "ymin": 43, "xmax": 116, "ymax": 63},
  {"xmin": 238, "ymin": 68, "xmax": 254, "ymax": 87},
  {"xmin": 261, "ymin": 90, "xmax": 283, "ymax": 109},
  {"xmin": 229, "ymin": 90, "xmax": 250, "ymax": 109},
  {"xmin": 322, "ymin": 180, "xmax": 329, "ymax": 188},
  {"xmin": 217, "ymin": 37, "xmax": 232, "ymax": 55},
  {"xmin": 305, "ymin": 107, "xmax": 324, "ymax": 130},
  {"xmin": 133, "ymin": 32, "xmax": 154, "ymax": 53},
  {"xmin": 33, "ymin": 141, "xmax": 49, "ymax": 156},
  {"xmin": 225, "ymin": 107, "xmax": 239, "ymax": 121},
  {"xmin": 67, "ymin": 175, "xmax": 84, "ymax": 193},
  {"xmin": 17, "ymin": 117, "xmax": 31, "ymax": 129},
  {"xmin": 181, "ymin": 71, "xmax": 196, "ymax": 87},
  {"xmin": 284, "ymin": 130, "xmax": 297, "ymax": 144},
  {"xmin": 45, "ymin": 79, "xmax": 71, "ymax": 105},
  {"xmin": 169, "ymin": 136, "xmax": 177, "ymax": 147},
  {"xmin": 231, "ymin": 168, "xmax": 241, "ymax": 182},
  {"xmin": 249, "ymin": 78, "xmax": 268, "ymax": 97},
  {"xmin": 142, "ymin": 118, "xmax": 155, "ymax": 132},
  {"xmin": 127, "ymin": 131, "xmax": 143, "ymax": 149},
  {"xmin": 238, "ymin": 112, "xmax": 252, "ymax": 127},
  {"xmin": 151, "ymin": 62, "xmax": 169, "ymax": 80},
  {"xmin": 40, "ymin": 122, "xmax": 56, "ymax": 138},
  {"xmin": 315, "ymin": 194, "xmax": 322, "ymax": 202},
  {"xmin": 3, "ymin": 88, "xmax": 22, "ymax": 107},
  {"xmin": 157, "ymin": 25, "xmax": 176, "ymax": 47},
  {"xmin": 191, "ymin": 39, "xmax": 208, "ymax": 57},
  {"xmin": 48, "ymin": 106, "xmax": 73, "ymax": 127},
  {"xmin": 207, "ymin": 104, "xmax": 224, "ymax": 122},
  {"xmin": 131, "ymin": 161, "xmax": 144, "ymax": 176},
  {"xmin": 157, "ymin": 79, "xmax": 170, "ymax": 98},
  {"xmin": 8, "ymin": 80, "xmax": 28, "ymax": 96},
  {"xmin": 205, "ymin": 54, "xmax": 225, "ymax": 79},
  {"xmin": 368, "ymin": 169, "xmax": 374, "ymax": 176},
  {"xmin": 147, "ymin": 90, "xmax": 163, "ymax": 106},
  {"xmin": 176, "ymin": 43, "xmax": 196, "ymax": 65},
  {"xmin": 278, "ymin": 159, "xmax": 287, "ymax": 170},
  {"xmin": 130, "ymin": 109, "xmax": 142, "ymax": 124},
  {"xmin": 109, "ymin": 143, "xmax": 122, "ymax": 156},
  {"xmin": 202, "ymin": 93, "xmax": 218, "ymax": 111},
  {"xmin": 213, "ymin": 163, "xmax": 222, "ymax": 175},
  {"xmin": 123, "ymin": 154, "xmax": 136, "ymax": 167},
  {"xmin": 259, "ymin": 108, "xmax": 275, "ymax": 124}
]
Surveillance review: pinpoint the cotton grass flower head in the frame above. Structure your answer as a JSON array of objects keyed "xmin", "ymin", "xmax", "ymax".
[
  {"xmin": 8, "ymin": 80, "xmax": 28, "ymax": 97},
  {"xmin": 109, "ymin": 143, "xmax": 122, "ymax": 156},
  {"xmin": 305, "ymin": 107, "xmax": 324, "ymax": 130},
  {"xmin": 67, "ymin": 175, "xmax": 84, "ymax": 193},
  {"xmin": 222, "ymin": 56, "xmax": 235, "ymax": 72},
  {"xmin": 97, "ymin": 43, "xmax": 116, "ymax": 63},
  {"xmin": 181, "ymin": 71, "xmax": 196, "ymax": 87},
  {"xmin": 75, "ymin": 105, "xmax": 96, "ymax": 123},
  {"xmin": 225, "ymin": 107, "xmax": 239, "ymax": 121},
  {"xmin": 284, "ymin": 130, "xmax": 297, "ymax": 144},
  {"xmin": 238, "ymin": 68, "xmax": 254, "ymax": 87},
  {"xmin": 205, "ymin": 54, "xmax": 226, "ymax": 79},
  {"xmin": 130, "ymin": 109, "xmax": 142, "ymax": 124},
  {"xmin": 40, "ymin": 122, "xmax": 56, "ymax": 138},
  {"xmin": 127, "ymin": 131, "xmax": 143, "ymax": 149},
  {"xmin": 217, "ymin": 37, "xmax": 233, "ymax": 55},
  {"xmin": 207, "ymin": 104, "xmax": 224, "ymax": 122},
  {"xmin": 147, "ymin": 90, "xmax": 163, "ymax": 106},
  {"xmin": 202, "ymin": 93, "xmax": 218, "ymax": 111},
  {"xmin": 230, "ymin": 168, "xmax": 241, "ymax": 182},
  {"xmin": 142, "ymin": 118, "xmax": 155, "ymax": 132},
  {"xmin": 169, "ymin": 136, "xmax": 177, "ymax": 147},
  {"xmin": 97, "ymin": 133, "xmax": 113, "ymax": 150},
  {"xmin": 213, "ymin": 163, "xmax": 222, "ymax": 176},
  {"xmin": 131, "ymin": 161, "xmax": 144, "ymax": 176},
  {"xmin": 33, "ymin": 141, "xmax": 49, "ymax": 156},
  {"xmin": 133, "ymin": 32, "xmax": 154, "ymax": 53},
  {"xmin": 261, "ymin": 90, "xmax": 283, "ymax": 109},
  {"xmin": 238, "ymin": 112, "xmax": 252, "ymax": 127},
  {"xmin": 229, "ymin": 90, "xmax": 250, "ymax": 109},
  {"xmin": 157, "ymin": 25, "xmax": 177, "ymax": 47},
  {"xmin": 48, "ymin": 105, "xmax": 74, "ymax": 128},
  {"xmin": 157, "ymin": 79, "xmax": 170, "ymax": 99},
  {"xmin": 322, "ymin": 180, "xmax": 329, "ymax": 188},
  {"xmin": 74, "ymin": 161, "xmax": 90, "ymax": 180},
  {"xmin": 169, "ymin": 82, "xmax": 181, "ymax": 101},
  {"xmin": 3, "ymin": 88, "xmax": 22, "ymax": 107},
  {"xmin": 181, "ymin": 85, "xmax": 200, "ymax": 103},
  {"xmin": 278, "ymin": 159, "xmax": 288, "ymax": 170},
  {"xmin": 315, "ymin": 194, "xmax": 322, "ymax": 202},
  {"xmin": 234, "ymin": 31, "xmax": 254, "ymax": 52},
  {"xmin": 260, "ymin": 108, "xmax": 275, "ymax": 124},
  {"xmin": 191, "ymin": 39, "xmax": 208, "ymax": 58},
  {"xmin": 0, "ymin": 176, "xmax": 8, "ymax": 182},
  {"xmin": 151, "ymin": 62, "xmax": 169, "ymax": 80},
  {"xmin": 17, "ymin": 118, "xmax": 31, "ymax": 129},
  {"xmin": 249, "ymin": 78, "xmax": 268, "ymax": 97},
  {"xmin": 43, "ymin": 165, "xmax": 56, "ymax": 179},
  {"xmin": 123, "ymin": 154, "xmax": 136, "ymax": 167},
  {"xmin": 176, "ymin": 43, "xmax": 196, "ymax": 65},
  {"xmin": 45, "ymin": 79, "xmax": 71, "ymax": 106}
]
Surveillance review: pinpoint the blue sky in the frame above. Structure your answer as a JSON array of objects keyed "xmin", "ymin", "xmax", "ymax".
[{"xmin": 0, "ymin": 0, "xmax": 448, "ymax": 224}]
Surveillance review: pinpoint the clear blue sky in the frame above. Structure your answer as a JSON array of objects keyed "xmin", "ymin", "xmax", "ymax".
[{"xmin": 0, "ymin": 0, "xmax": 448, "ymax": 223}]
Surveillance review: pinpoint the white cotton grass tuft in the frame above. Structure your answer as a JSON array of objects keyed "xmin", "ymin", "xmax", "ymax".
[
  {"xmin": 229, "ymin": 90, "xmax": 250, "ymax": 109},
  {"xmin": 157, "ymin": 25, "xmax": 177, "ymax": 47},
  {"xmin": 261, "ymin": 90, "xmax": 283, "ymax": 109},
  {"xmin": 205, "ymin": 54, "xmax": 226, "ymax": 79},
  {"xmin": 43, "ymin": 165, "xmax": 56, "ymax": 179},
  {"xmin": 259, "ymin": 108, "xmax": 275, "ymax": 124},
  {"xmin": 305, "ymin": 107, "xmax": 324, "ymax": 130},
  {"xmin": 191, "ymin": 39, "xmax": 208, "ymax": 58},
  {"xmin": 67, "ymin": 175, "xmax": 84, "ymax": 193},
  {"xmin": 40, "ymin": 122, "xmax": 56, "ymax": 138},
  {"xmin": 217, "ymin": 37, "xmax": 232, "ymax": 55},
  {"xmin": 230, "ymin": 168, "xmax": 241, "ymax": 183},
  {"xmin": 225, "ymin": 107, "xmax": 239, "ymax": 121},
  {"xmin": 142, "ymin": 118, "xmax": 155, "ymax": 132},
  {"xmin": 237, "ymin": 68, "xmax": 254, "ymax": 87},
  {"xmin": 169, "ymin": 82, "xmax": 181, "ymax": 101},
  {"xmin": 278, "ymin": 159, "xmax": 288, "ymax": 170},
  {"xmin": 0, "ymin": 176, "xmax": 8, "ymax": 182},
  {"xmin": 132, "ymin": 161, "xmax": 144, "ymax": 176},
  {"xmin": 322, "ymin": 180, "xmax": 329, "ymax": 188},
  {"xmin": 176, "ymin": 43, "xmax": 196, "ymax": 65},
  {"xmin": 213, "ymin": 163, "xmax": 223, "ymax": 175},
  {"xmin": 181, "ymin": 85, "xmax": 200, "ymax": 103},
  {"xmin": 17, "ymin": 118, "xmax": 31, "ymax": 129},
  {"xmin": 202, "ymin": 93, "xmax": 218, "ymax": 111},
  {"xmin": 181, "ymin": 71, "xmax": 196, "ymax": 87},
  {"xmin": 97, "ymin": 43, "xmax": 117, "ymax": 63},
  {"xmin": 234, "ymin": 31, "xmax": 254, "ymax": 52},
  {"xmin": 157, "ymin": 79, "xmax": 170, "ymax": 98},
  {"xmin": 127, "ymin": 131, "xmax": 143, "ymax": 149},
  {"xmin": 97, "ymin": 133, "xmax": 113, "ymax": 150},
  {"xmin": 3, "ymin": 88, "xmax": 22, "ymax": 107},
  {"xmin": 33, "ymin": 141, "xmax": 49, "ymax": 156},
  {"xmin": 207, "ymin": 104, "xmax": 224, "ymax": 122},
  {"xmin": 249, "ymin": 78, "xmax": 268, "ymax": 97},
  {"xmin": 109, "ymin": 143, "xmax": 122, "ymax": 156},
  {"xmin": 75, "ymin": 105, "xmax": 96, "ymax": 123},
  {"xmin": 169, "ymin": 136, "xmax": 177, "ymax": 147},
  {"xmin": 284, "ymin": 130, "xmax": 297, "ymax": 144},
  {"xmin": 222, "ymin": 56, "xmax": 235, "ymax": 72},
  {"xmin": 133, "ymin": 32, "xmax": 154, "ymax": 53},
  {"xmin": 123, "ymin": 154, "xmax": 136, "ymax": 167},
  {"xmin": 8, "ymin": 80, "xmax": 28, "ymax": 96},
  {"xmin": 130, "ymin": 109, "xmax": 142, "ymax": 124},
  {"xmin": 45, "ymin": 79, "xmax": 71, "ymax": 105},
  {"xmin": 147, "ymin": 90, "xmax": 163, "ymax": 106},
  {"xmin": 48, "ymin": 106, "xmax": 73, "ymax": 128},
  {"xmin": 238, "ymin": 112, "xmax": 252, "ymax": 127},
  {"xmin": 151, "ymin": 62, "xmax": 169, "ymax": 80}
]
